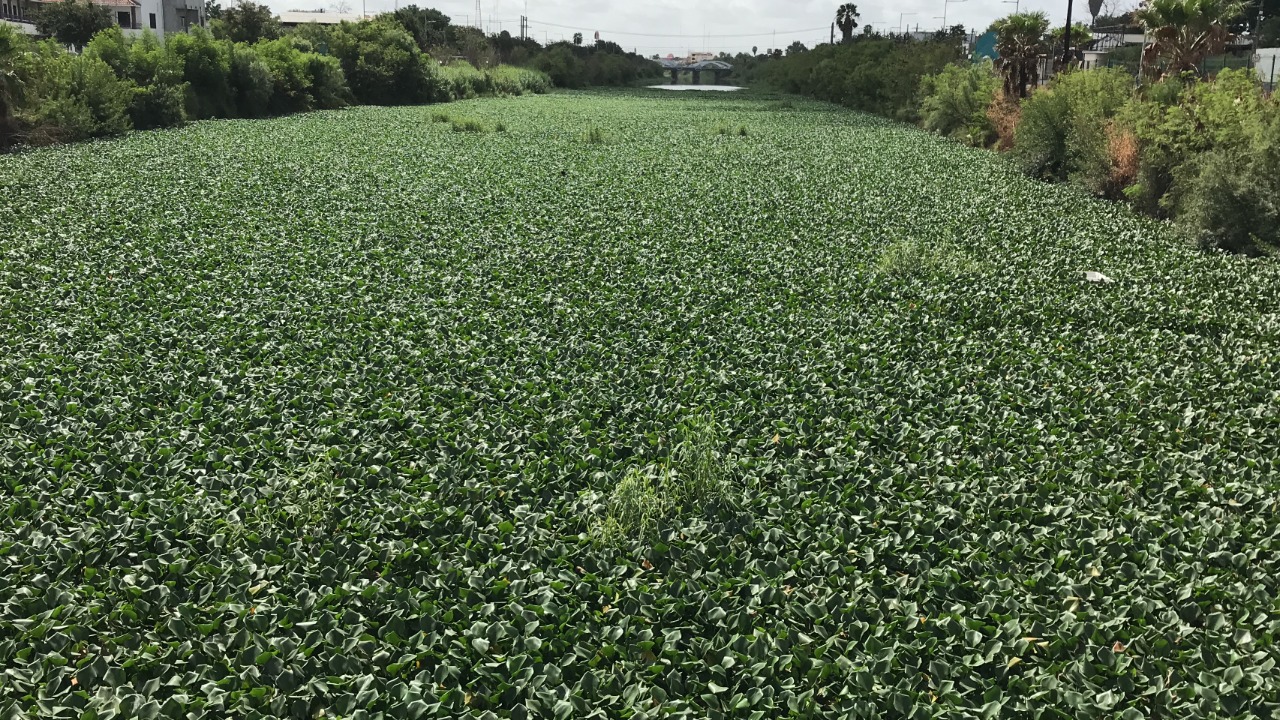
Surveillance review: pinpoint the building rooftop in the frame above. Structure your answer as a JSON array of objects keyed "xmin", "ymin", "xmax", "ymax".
[{"xmin": 278, "ymin": 10, "xmax": 366, "ymax": 25}]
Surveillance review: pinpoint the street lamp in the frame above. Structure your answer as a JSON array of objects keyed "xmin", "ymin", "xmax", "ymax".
[
  {"xmin": 1001, "ymin": 0, "xmax": 1020, "ymax": 13},
  {"xmin": 942, "ymin": 0, "xmax": 966, "ymax": 30}
]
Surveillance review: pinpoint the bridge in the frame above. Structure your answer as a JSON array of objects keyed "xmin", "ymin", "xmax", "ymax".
[{"xmin": 656, "ymin": 59, "xmax": 734, "ymax": 85}]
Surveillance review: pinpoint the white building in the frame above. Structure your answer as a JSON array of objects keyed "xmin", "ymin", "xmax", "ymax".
[
  {"xmin": 1256, "ymin": 47, "xmax": 1280, "ymax": 88},
  {"xmin": 2, "ymin": 0, "xmax": 204, "ymax": 40},
  {"xmin": 279, "ymin": 10, "xmax": 365, "ymax": 29}
]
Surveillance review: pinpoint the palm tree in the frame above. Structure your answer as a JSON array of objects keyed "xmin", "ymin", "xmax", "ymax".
[
  {"xmin": 993, "ymin": 11, "xmax": 1044, "ymax": 98},
  {"xmin": 836, "ymin": 3, "xmax": 860, "ymax": 43},
  {"xmin": 993, "ymin": 11, "xmax": 1049, "ymax": 98},
  {"xmin": 1135, "ymin": 0, "xmax": 1247, "ymax": 77},
  {"xmin": 1088, "ymin": 0, "xmax": 1105, "ymax": 26}
]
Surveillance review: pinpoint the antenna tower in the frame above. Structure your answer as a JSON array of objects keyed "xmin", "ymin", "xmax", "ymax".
[{"xmin": 475, "ymin": 0, "xmax": 482, "ymax": 30}]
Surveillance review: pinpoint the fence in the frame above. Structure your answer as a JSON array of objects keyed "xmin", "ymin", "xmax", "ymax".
[{"xmin": 1098, "ymin": 51, "xmax": 1272, "ymax": 91}]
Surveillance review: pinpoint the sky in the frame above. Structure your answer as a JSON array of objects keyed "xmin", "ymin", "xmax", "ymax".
[{"xmin": 266, "ymin": 0, "xmax": 1106, "ymax": 56}]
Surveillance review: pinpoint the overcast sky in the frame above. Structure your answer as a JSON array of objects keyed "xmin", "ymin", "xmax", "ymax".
[{"xmin": 268, "ymin": 0, "xmax": 1110, "ymax": 56}]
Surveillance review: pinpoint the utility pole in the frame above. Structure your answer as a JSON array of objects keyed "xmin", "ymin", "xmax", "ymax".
[
  {"xmin": 898, "ymin": 12, "xmax": 916, "ymax": 35},
  {"xmin": 830, "ymin": 22, "xmax": 835, "ymax": 44},
  {"xmin": 1063, "ymin": 0, "xmax": 1074, "ymax": 66}
]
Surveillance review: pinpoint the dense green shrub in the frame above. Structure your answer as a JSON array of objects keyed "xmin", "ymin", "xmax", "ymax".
[
  {"xmin": 1177, "ymin": 146, "xmax": 1276, "ymax": 254},
  {"xmin": 20, "ymin": 45, "xmax": 132, "ymax": 143},
  {"xmin": 3, "ymin": 13, "xmax": 640, "ymax": 150},
  {"xmin": 439, "ymin": 60, "xmax": 489, "ymax": 100},
  {"xmin": 527, "ymin": 41, "xmax": 655, "ymax": 89},
  {"xmin": 756, "ymin": 37, "xmax": 965, "ymax": 121},
  {"xmin": 210, "ymin": 1, "xmax": 280, "ymax": 44},
  {"xmin": 167, "ymin": 29, "xmax": 234, "ymax": 119},
  {"xmin": 918, "ymin": 61, "xmax": 998, "ymax": 146},
  {"xmin": 532, "ymin": 45, "xmax": 583, "ymax": 88},
  {"xmin": 128, "ymin": 83, "xmax": 187, "ymax": 129},
  {"xmin": 324, "ymin": 20, "xmax": 441, "ymax": 105},
  {"xmin": 1176, "ymin": 99, "xmax": 1280, "ymax": 254},
  {"xmin": 228, "ymin": 43, "xmax": 274, "ymax": 117},
  {"xmin": 253, "ymin": 38, "xmax": 311, "ymax": 114},
  {"xmin": 87, "ymin": 29, "xmax": 188, "ymax": 130},
  {"xmin": 1, "ymin": 24, "xmax": 33, "ymax": 149},
  {"xmin": 487, "ymin": 64, "xmax": 549, "ymax": 95},
  {"xmin": 303, "ymin": 53, "xmax": 349, "ymax": 110},
  {"xmin": 1012, "ymin": 67, "xmax": 1132, "ymax": 188},
  {"xmin": 1125, "ymin": 68, "xmax": 1266, "ymax": 216}
]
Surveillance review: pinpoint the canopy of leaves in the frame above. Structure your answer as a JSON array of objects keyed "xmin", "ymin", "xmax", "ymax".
[
  {"xmin": 210, "ymin": 1, "xmax": 281, "ymax": 44},
  {"xmin": 754, "ymin": 37, "xmax": 964, "ymax": 121},
  {"xmin": 993, "ymin": 11, "xmax": 1049, "ymax": 97},
  {"xmin": 1, "ymin": 90, "xmax": 1279, "ymax": 718},
  {"xmin": 34, "ymin": 0, "xmax": 112, "ymax": 50},
  {"xmin": 836, "ymin": 2, "xmax": 860, "ymax": 41},
  {"xmin": 1136, "ymin": 0, "xmax": 1247, "ymax": 76},
  {"xmin": 386, "ymin": 4, "xmax": 451, "ymax": 53}
]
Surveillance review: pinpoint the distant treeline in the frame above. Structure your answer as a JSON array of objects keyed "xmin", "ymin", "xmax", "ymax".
[
  {"xmin": 738, "ymin": 32, "xmax": 969, "ymax": 123},
  {"xmin": 0, "ymin": 2, "xmax": 660, "ymax": 149}
]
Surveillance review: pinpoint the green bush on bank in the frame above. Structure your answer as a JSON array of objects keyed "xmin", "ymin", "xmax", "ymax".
[
  {"xmin": 915, "ymin": 59, "xmax": 1278, "ymax": 254},
  {"xmin": 1012, "ymin": 67, "xmax": 1132, "ymax": 188},
  {"xmin": 2, "ymin": 10, "xmax": 638, "ymax": 151},
  {"xmin": 918, "ymin": 61, "xmax": 998, "ymax": 146}
]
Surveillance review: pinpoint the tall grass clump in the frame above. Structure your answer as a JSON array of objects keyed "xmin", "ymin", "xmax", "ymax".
[
  {"xmin": 439, "ymin": 60, "xmax": 490, "ymax": 100},
  {"xmin": 451, "ymin": 117, "xmax": 485, "ymax": 132},
  {"xmin": 580, "ymin": 125, "xmax": 607, "ymax": 144},
  {"xmin": 875, "ymin": 238, "xmax": 981, "ymax": 279},
  {"xmin": 488, "ymin": 65, "xmax": 551, "ymax": 95},
  {"xmin": 714, "ymin": 123, "xmax": 749, "ymax": 137},
  {"xmin": 593, "ymin": 415, "xmax": 736, "ymax": 544}
]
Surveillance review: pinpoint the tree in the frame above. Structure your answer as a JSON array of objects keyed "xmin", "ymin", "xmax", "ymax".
[
  {"xmin": 751, "ymin": 45, "xmax": 758, "ymax": 55},
  {"xmin": 573, "ymin": 32, "xmax": 583, "ymax": 45},
  {"xmin": 211, "ymin": 2, "xmax": 281, "ymax": 44},
  {"xmin": 388, "ymin": 5, "xmax": 451, "ymax": 51},
  {"xmin": 1259, "ymin": 15, "xmax": 1280, "ymax": 47},
  {"xmin": 836, "ymin": 3, "xmax": 860, "ymax": 43},
  {"xmin": 0, "ymin": 24, "xmax": 26, "ymax": 149},
  {"xmin": 494, "ymin": 29, "xmax": 515, "ymax": 61},
  {"xmin": 1136, "ymin": 0, "xmax": 1247, "ymax": 76},
  {"xmin": 1093, "ymin": 10, "xmax": 1142, "ymax": 32},
  {"xmin": 35, "ymin": 0, "xmax": 113, "ymax": 51},
  {"xmin": 992, "ymin": 11, "xmax": 1049, "ymax": 98},
  {"xmin": 1088, "ymin": 0, "xmax": 1105, "ymax": 26},
  {"xmin": 786, "ymin": 40, "xmax": 808, "ymax": 55},
  {"xmin": 1051, "ymin": 22, "xmax": 1094, "ymax": 48},
  {"xmin": 205, "ymin": 0, "xmax": 222, "ymax": 21}
]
